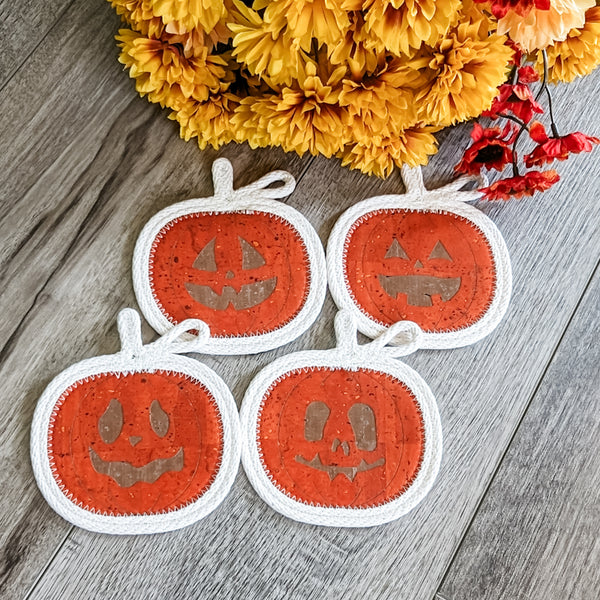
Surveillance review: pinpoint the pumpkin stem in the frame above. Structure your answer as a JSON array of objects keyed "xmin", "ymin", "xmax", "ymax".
[
  {"xmin": 211, "ymin": 158, "xmax": 235, "ymax": 199},
  {"xmin": 400, "ymin": 165, "xmax": 426, "ymax": 196},
  {"xmin": 334, "ymin": 310, "xmax": 359, "ymax": 354},
  {"xmin": 117, "ymin": 308, "xmax": 144, "ymax": 359}
]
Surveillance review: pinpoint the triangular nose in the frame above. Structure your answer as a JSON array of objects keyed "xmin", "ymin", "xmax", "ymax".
[
  {"xmin": 414, "ymin": 260, "xmax": 424, "ymax": 269},
  {"xmin": 129, "ymin": 436, "xmax": 142, "ymax": 446}
]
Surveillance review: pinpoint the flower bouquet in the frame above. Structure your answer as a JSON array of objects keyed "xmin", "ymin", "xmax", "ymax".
[{"xmin": 110, "ymin": 0, "xmax": 600, "ymax": 199}]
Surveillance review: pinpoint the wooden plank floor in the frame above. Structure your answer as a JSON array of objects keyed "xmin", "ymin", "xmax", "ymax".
[{"xmin": 1, "ymin": 2, "xmax": 598, "ymax": 599}]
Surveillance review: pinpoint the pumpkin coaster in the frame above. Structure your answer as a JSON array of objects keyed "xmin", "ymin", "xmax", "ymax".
[
  {"xmin": 327, "ymin": 167, "xmax": 512, "ymax": 349},
  {"xmin": 133, "ymin": 158, "xmax": 326, "ymax": 355},
  {"xmin": 241, "ymin": 311, "xmax": 442, "ymax": 527},
  {"xmin": 30, "ymin": 309, "xmax": 241, "ymax": 535}
]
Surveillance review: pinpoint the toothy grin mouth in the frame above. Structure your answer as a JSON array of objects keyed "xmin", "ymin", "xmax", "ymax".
[
  {"xmin": 89, "ymin": 447, "xmax": 184, "ymax": 488},
  {"xmin": 185, "ymin": 277, "xmax": 277, "ymax": 310},
  {"xmin": 378, "ymin": 274, "xmax": 461, "ymax": 307},
  {"xmin": 295, "ymin": 453, "xmax": 385, "ymax": 481}
]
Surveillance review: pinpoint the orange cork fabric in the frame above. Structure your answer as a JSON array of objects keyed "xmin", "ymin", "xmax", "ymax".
[
  {"xmin": 256, "ymin": 367, "xmax": 425, "ymax": 509},
  {"xmin": 149, "ymin": 211, "xmax": 310, "ymax": 338},
  {"xmin": 48, "ymin": 370, "xmax": 223, "ymax": 515},
  {"xmin": 343, "ymin": 210, "xmax": 497, "ymax": 333}
]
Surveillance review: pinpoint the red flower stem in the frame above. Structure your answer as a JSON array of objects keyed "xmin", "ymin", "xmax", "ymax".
[
  {"xmin": 498, "ymin": 113, "xmax": 529, "ymax": 130},
  {"xmin": 537, "ymin": 50, "xmax": 560, "ymax": 137}
]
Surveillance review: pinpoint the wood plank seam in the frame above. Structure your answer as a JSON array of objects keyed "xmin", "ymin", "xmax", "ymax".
[
  {"xmin": 434, "ymin": 256, "xmax": 600, "ymax": 600},
  {"xmin": 0, "ymin": 0, "xmax": 77, "ymax": 95}
]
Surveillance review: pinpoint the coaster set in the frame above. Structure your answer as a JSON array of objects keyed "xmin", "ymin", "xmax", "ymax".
[{"xmin": 31, "ymin": 159, "xmax": 512, "ymax": 533}]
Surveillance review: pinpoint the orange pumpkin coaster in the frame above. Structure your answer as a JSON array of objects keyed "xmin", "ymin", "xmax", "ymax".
[
  {"xmin": 241, "ymin": 311, "xmax": 442, "ymax": 527},
  {"xmin": 31, "ymin": 309, "xmax": 240, "ymax": 534},
  {"xmin": 328, "ymin": 166, "xmax": 512, "ymax": 348},
  {"xmin": 133, "ymin": 158, "xmax": 326, "ymax": 355}
]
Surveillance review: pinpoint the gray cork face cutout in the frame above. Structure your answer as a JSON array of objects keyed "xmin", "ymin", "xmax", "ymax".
[{"xmin": 132, "ymin": 159, "xmax": 328, "ymax": 355}]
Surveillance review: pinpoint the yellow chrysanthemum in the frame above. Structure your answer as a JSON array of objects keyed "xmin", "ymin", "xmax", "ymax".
[
  {"xmin": 339, "ymin": 60, "xmax": 426, "ymax": 138},
  {"xmin": 117, "ymin": 29, "xmax": 228, "ymax": 111},
  {"xmin": 149, "ymin": 0, "xmax": 227, "ymax": 33},
  {"xmin": 327, "ymin": 11, "xmax": 383, "ymax": 78},
  {"xmin": 110, "ymin": 0, "xmax": 165, "ymax": 37},
  {"xmin": 260, "ymin": 0, "xmax": 350, "ymax": 52},
  {"xmin": 498, "ymin": 0, "xmax": 595, "ymax": 52},
  {"xmin": 339, "ymin": 126, "xmax": 439, "ymax": 177},
  {"xmin": 363, "ymin": 0, "xmax": 461, "ymax": 56},
  {"xmin": 162, "ymin": 20, "xmax": 231, "ymax": 57},
  {"xmin": 412, "ymin": 6, "xmax": 512, "ymax": 126},
  {"xmin": 250, "ymin": 63, "xmax": 350, "ymax": 157},
  {"xmin": 538, "ymin": 6, "xmax": 600, "ymax": 82},
  {"xmin": 170, "ymin": 93, "xmax": 240, "ymax": 149},
  {"xmin": 230, "ymin": 96, "xmax": 273, "ymax": 148},
  {"xmin": 228, "ymin": 1, "xmax": 314, "ymax": 86}
]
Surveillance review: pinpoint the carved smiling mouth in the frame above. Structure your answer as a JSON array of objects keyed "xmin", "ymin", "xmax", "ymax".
[
  {"xmin": 295, "ymin": 453, "xmax": 385, "ymax": 482},
  {"xmin": 378, "ymin": 274, "xmax": 461, "ymax": 307},
  {"xmin": 89, "ymin": 447, "xmax": 184, "ymax": 488},
  {"xmin": 185, "ymin": 277, "xmax": 277, "ymax": 311}
]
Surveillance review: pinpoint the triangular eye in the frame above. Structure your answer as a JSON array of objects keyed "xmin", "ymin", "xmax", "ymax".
[
  {"xmin": 384, "ymin": 238, "xmax": 409, "ymax": 259},
  {"xmin": 428, "ymin": 240, "xmax": 452, "ymax": 261},
  {"xmin": 192, "ymin": 238, "xmax": 217, "ymax": 271},
  {"xmin": 240, "ymin": 237, "xmax": 266, "ymax": 270}
]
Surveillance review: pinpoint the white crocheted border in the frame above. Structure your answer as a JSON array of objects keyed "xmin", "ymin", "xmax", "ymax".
[
  {"xmin": 240, "ymin": 312, "xmax": 443, "ymax": 527},
  {"xmin": 30, "ymin": 309, "xmax": 241, "ymax": 535},
  {"xmin": 133, "ymin": 158, "xmax": 327, "ymax": 355},
  {"xmin": 327, "ymin": 166, "xmax": 512, "ymax": 349}
]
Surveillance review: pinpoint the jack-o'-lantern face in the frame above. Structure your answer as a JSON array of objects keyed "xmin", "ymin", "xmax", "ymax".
[
  {"xmin": 48, "ymin": 371, "xmax": 223, "ymax": 515},
  {"xmin": 343, "ymin": 210, "xmax": 496, "ymax": 332},
  {"xmin": 257, "ymin": 368, "xmax": 424, "ymax": 508},
  {"xmin": 149, "ymin": 212, "xmax": 309, "ymax": 337}
]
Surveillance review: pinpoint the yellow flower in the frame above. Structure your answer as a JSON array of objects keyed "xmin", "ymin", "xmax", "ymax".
[
  {"xmin": 228, "ymin": 1, "xmax": 314, "ymax": 86},
  {"xmin": 170, "ymin": 93, "xmax": 240, "ymax": 149},
  {"xmin": 327, "ymin": 11, "xmax": 384, "ymax": 78},
  {"xmin": 161, "ymin": 21, "xmax": 231, "ymax": 57},
  {"xmin": 110, "ymin": 0, "xmax": 165, "ymax": 37},
  {"xmin": 230, "ymin": 96, "xmax": 272, "ymax": 148},
  {"xmin": 278, "ymin": 0, "xmax": 350, "ymax": 50},
  {"xmin": 339, "ymin": 60, "xmax": 425, "ymax": 138},
  {"xmin": 252, "ymin": 63, "xmax": 350, "ymax": 157},
  {"xmin": 339, "ymin": 126, "xmax": 439, "ymax": 177},
  {"xmin": 412, "ymin": 5, "xmax": 512, "ymax": 126},
  {"xmin": 538, "ymin": 6, "xmax": 600, "ymax": 82},
  {"xmin": 117, "ymin": 29, "xmax": 228, "ymax": 111},
  {"xmin": 363, "ymin": 0, "xmax": 461, "ymax": 56},
  {"xmin": 150, "ymin": 0, "xmax": 227, "ymax": 33},
  {"xmin": 497, "ymin": 0, "xmax": 595, "ymax": 52}
]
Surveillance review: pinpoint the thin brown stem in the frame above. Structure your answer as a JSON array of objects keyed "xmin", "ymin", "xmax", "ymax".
[{"xmin": 499, "ymin": 113, "xmax": 529, "ymax": 130}]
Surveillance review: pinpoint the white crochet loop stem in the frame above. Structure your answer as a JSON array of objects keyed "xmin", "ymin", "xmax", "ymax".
[
  {"xmin": 401, "ymin": 165, "xmax": 489, "ymax": 200},
  {"xmin": 240, "ymin": 310, "xmax": 442, "ymax": 527},
  {"xmin": 334, "ymin": 310, "xmax": 422, "ymax": 359},
  {"xmin": 30, "ymin": 308, "xmax": 241, "ymax": 535},
  {"xmin": 211, "ymin": 157, "xmax": 296, "ymax": 201},
  {"xmin": 133, "ymin": 158, "xmax": 327, "ymax": 355},
  {"xmin": 117, "ymin": 308, "xmax": 211, "ymax": 359},
  {"xmin": 327, "ymin": 165, "xmax": 512, "ymax": 349}
]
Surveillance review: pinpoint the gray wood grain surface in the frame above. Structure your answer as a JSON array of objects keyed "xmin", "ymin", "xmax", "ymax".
[
  {"xmin": 1, "ymin": 2, "xmax": 599, "ymax": 599},
  {"xmin": 438, "ymin": 264, "xmax": 600, "ymax": 600}
]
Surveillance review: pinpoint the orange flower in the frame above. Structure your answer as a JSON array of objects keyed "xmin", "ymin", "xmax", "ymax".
[
  {"xmin": 540, "ymin": 6, "xmax": 600, "ymax": 82},
  {"xmin": 363, "ymin": 0, "xmax": 461, "ymax": 56},
  {"xmin": 480, "ymin": 170, "xmax": 560, "ymax": 200},
  {"xmin": 413, "ymin": 5, "xmax": 513, "ymax": 126},
  {"xmin": 170, "ymin": 93, "xmax": 240, "ymax": 149},
  {"xmin": 251, "ymin": 63, "xmax": 350, "ymax": 157},
  {"xmin": 339, "ymin": 126, "xmax": 439, "ymax": 177},
  {"xmin": 117, "ymin": 29, "xmax": 228, "ymax": 111},
  {"xmin": 497, "ymin": 0, "xmax": 595, "ymax": 52}
]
